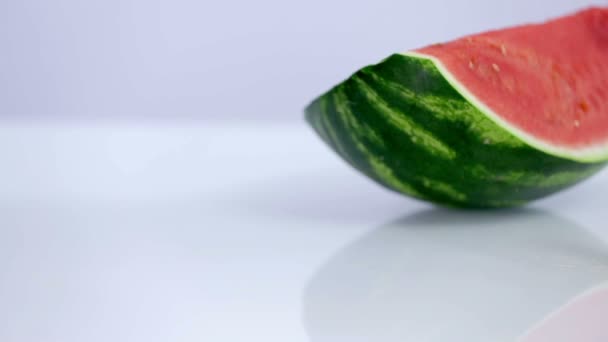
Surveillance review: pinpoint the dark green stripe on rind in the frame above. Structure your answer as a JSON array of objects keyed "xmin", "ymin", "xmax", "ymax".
[{"xmin": 305, "ymin": 54, "xmax": 607, "ymax": 208}]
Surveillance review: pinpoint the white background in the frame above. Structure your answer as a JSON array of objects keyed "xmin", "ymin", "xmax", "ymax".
[{"xmin": 1, "ymin": 0, "xmax": 605, "ymax": 120}]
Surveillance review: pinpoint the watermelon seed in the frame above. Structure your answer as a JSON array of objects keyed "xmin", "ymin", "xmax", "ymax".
[
  {"xmin": 468, "ymin": 60, "xmax": 475, "ymax": 69},
  {"xmin": 574, "ymin": 120, "xmax": 580, "ymax": 127},
  {"xmin": 492, "ymin": 63, "xmax": 501, "ymax": 72},
  {"xmin": 501, "ymin": 44, "xmax": 507, "ymax": 55}
]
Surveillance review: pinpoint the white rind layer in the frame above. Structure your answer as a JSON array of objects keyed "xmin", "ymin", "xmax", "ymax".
[{"xmin": 401, "ymin": 51, "xmax": 608, "ymax": 163}]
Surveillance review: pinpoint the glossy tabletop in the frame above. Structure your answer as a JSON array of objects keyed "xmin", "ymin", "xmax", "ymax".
[{"xmin": 0, "ymin": 122, "xmax": 607, "ymax": 342}]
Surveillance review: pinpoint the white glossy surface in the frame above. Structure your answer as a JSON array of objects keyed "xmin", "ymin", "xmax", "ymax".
[{"xmin": 0, "ymin": 122, "xmax": 607, "ymax": 342}]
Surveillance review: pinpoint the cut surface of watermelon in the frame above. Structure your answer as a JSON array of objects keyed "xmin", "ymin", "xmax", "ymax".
[{"xmin": 413, "ymin": 8, "xmax": 608, "ymax": 161}]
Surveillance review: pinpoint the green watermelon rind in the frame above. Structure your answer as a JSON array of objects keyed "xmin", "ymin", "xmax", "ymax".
[
  {"xmin": 305, "ymin": 53, "xmax": 607, "ymax": 208},
  {"xmin": 403, "ymin": 51, "xmax": 608, "ymax": 163}
]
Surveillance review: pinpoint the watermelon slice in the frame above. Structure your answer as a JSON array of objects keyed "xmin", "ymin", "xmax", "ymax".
[{"xmin": 305, "ymin": 7, "xmax": 608, "ymax": 208}]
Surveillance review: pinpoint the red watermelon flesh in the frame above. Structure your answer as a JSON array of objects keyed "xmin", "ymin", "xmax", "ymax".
[{"xmin": 415, "ymin": 7, "xmax": 608, "ymax": 154}]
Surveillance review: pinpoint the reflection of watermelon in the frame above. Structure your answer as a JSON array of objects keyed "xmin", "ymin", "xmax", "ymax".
[
  {"xmin": 304, "ymin": 209, "xmax": 608, "ymax": 341},
  {"xmin": 305, "ymin": 8, "xmax": 608, "ymax": 208}
]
